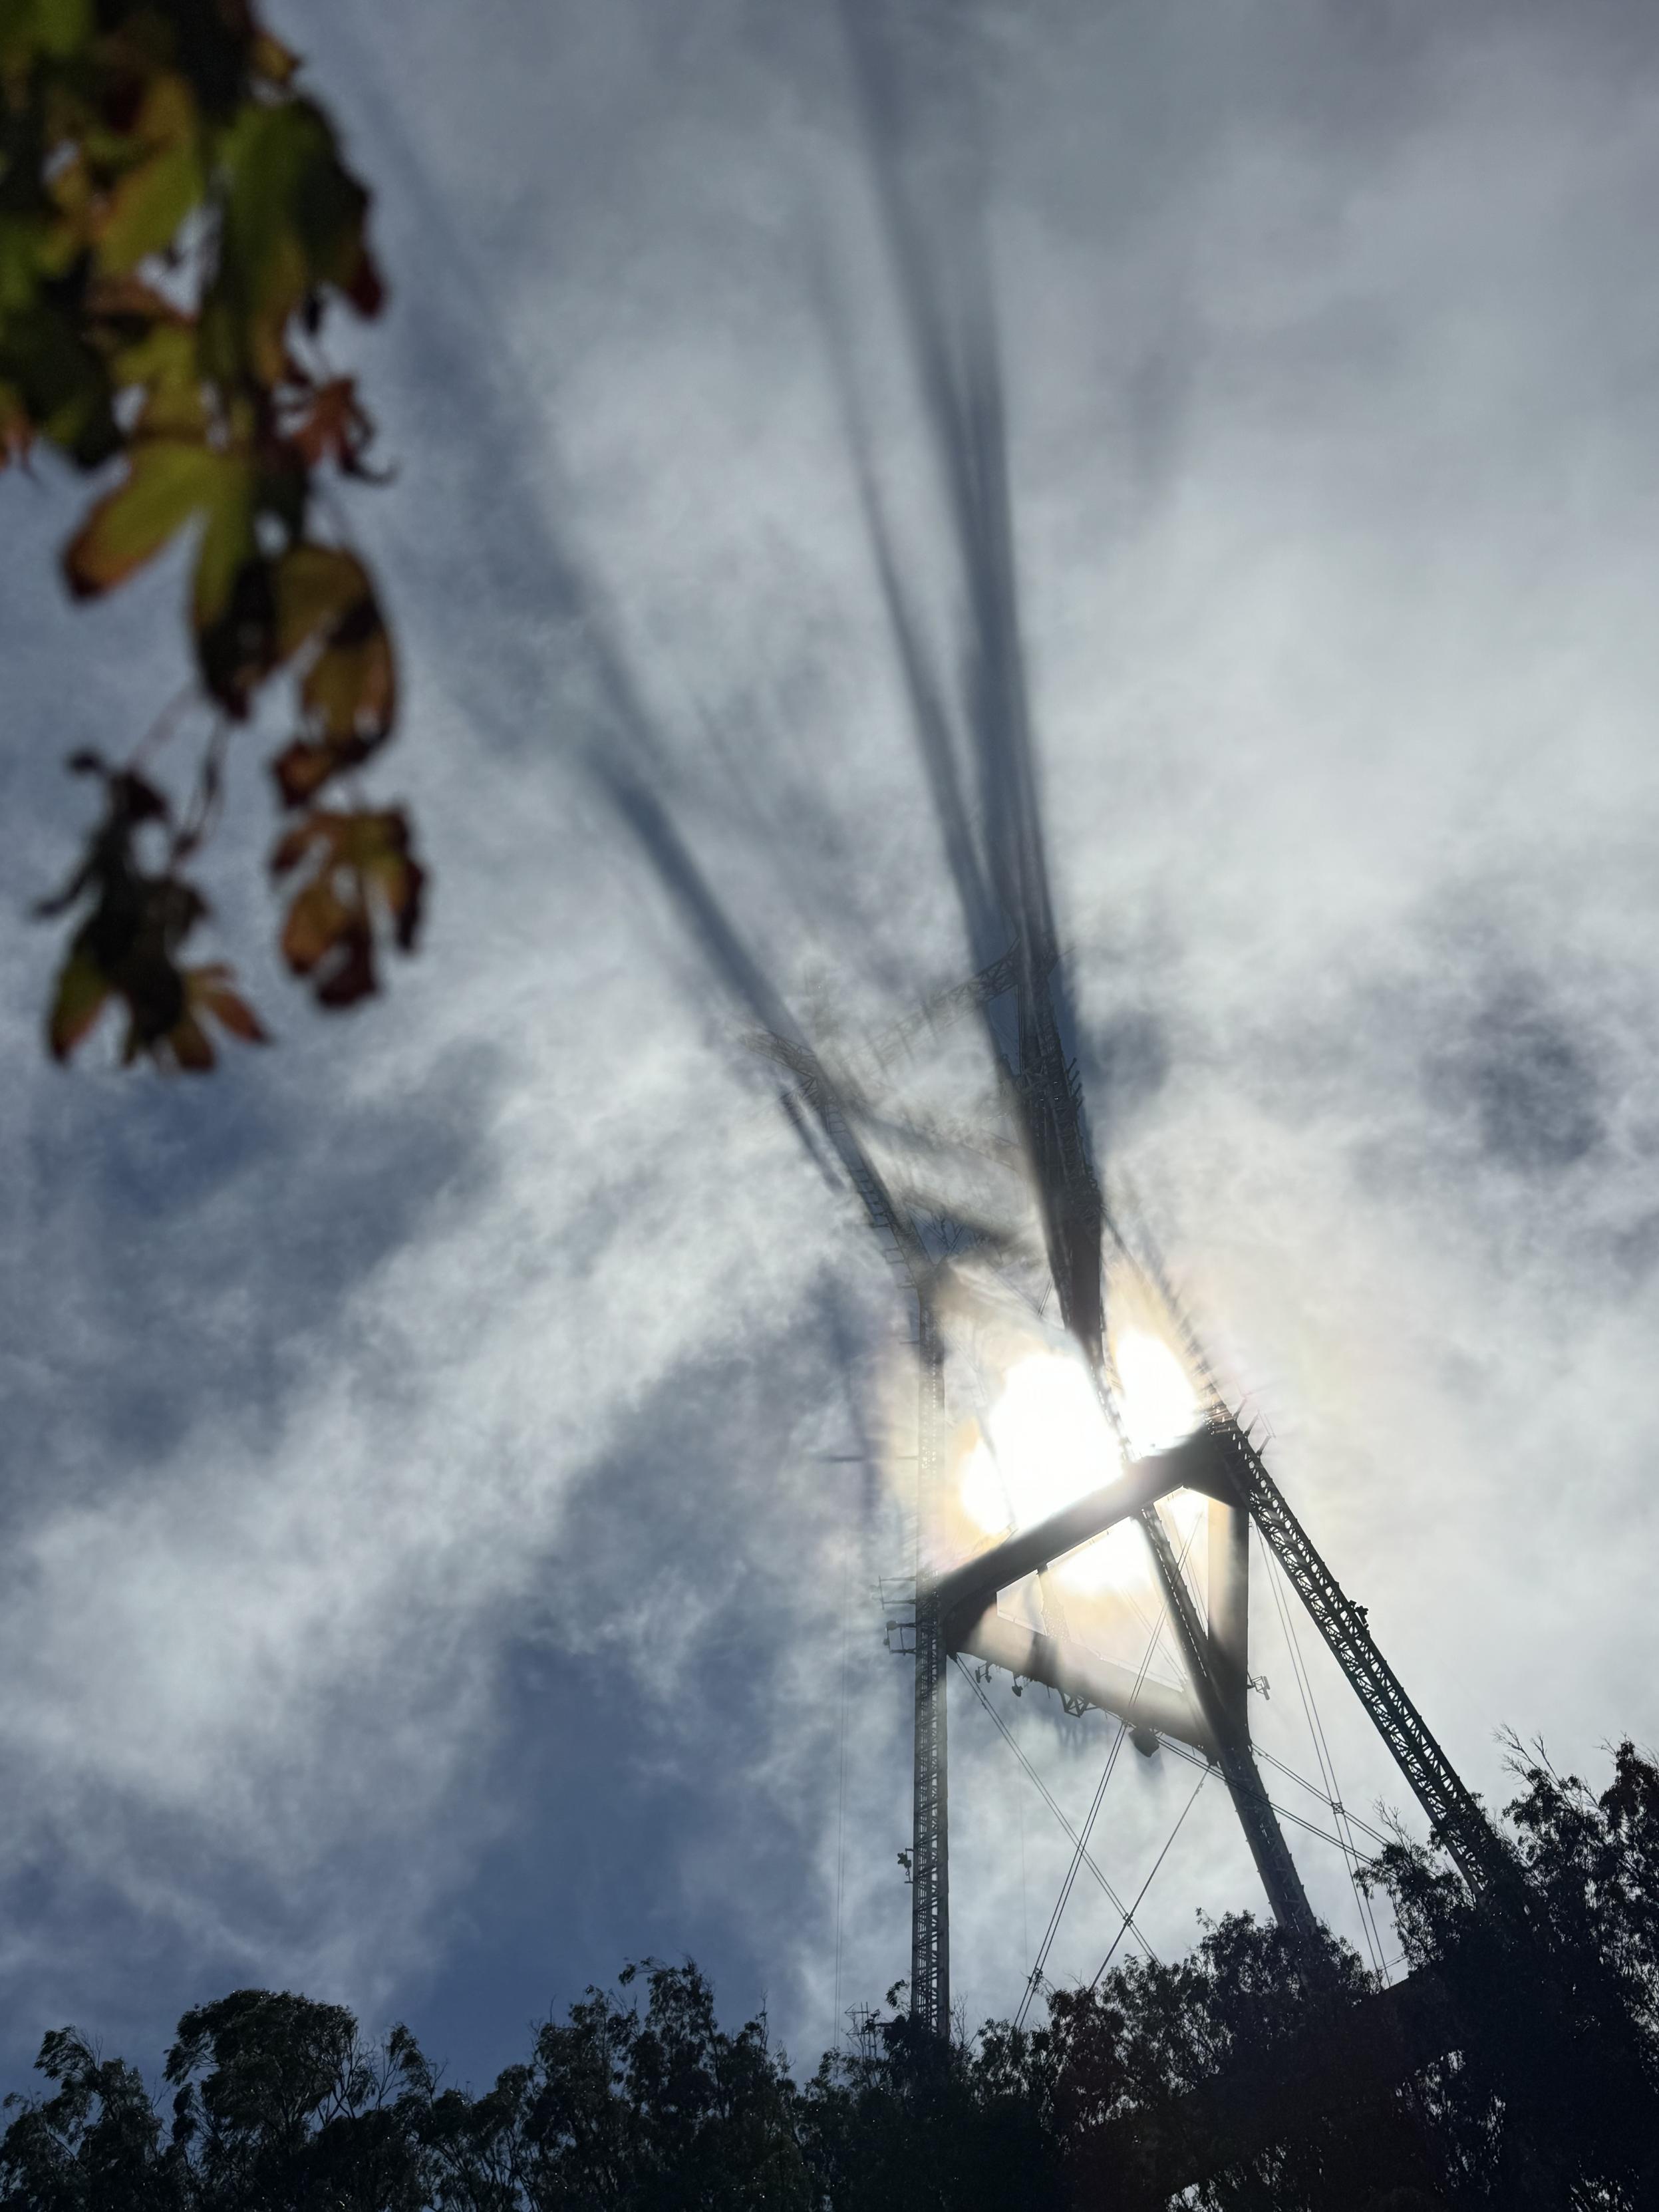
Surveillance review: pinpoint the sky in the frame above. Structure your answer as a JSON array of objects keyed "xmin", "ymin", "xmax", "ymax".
[{"xmin": 3, "ymin": 0, "xmax": 1659, "ymax": 2097}]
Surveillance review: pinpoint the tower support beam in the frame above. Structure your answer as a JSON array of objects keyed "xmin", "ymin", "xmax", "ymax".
[
  {"xmin": 932, "ymin": 1430, "xmax": 1229, "ymax": 1625},
  {"xmin": 951, "ymin": 1600, "xmax": 1215, "ymax": 1752}
]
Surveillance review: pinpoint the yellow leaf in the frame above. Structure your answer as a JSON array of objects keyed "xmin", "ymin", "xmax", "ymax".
[{"xmin": 269, "ymin": 806, "xmax": 424, "ymax": 1005}]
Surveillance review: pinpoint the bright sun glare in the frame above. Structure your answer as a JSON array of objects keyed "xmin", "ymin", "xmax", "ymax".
[{"xmin": 958, "ymin": 1331, "xmax": 1199, "ymax": 1555}]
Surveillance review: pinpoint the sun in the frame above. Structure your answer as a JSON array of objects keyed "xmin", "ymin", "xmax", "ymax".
[
  {"xmin": 958, "ymin": 1351, "xmax": 1112, "ymax": 1534},
  {"xmin": 955, "ymin": 1331, "xmax": 1201, "ymax": 1594}
]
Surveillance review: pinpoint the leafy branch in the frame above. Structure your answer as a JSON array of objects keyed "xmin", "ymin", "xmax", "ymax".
[{"xmin": 1, "ymin": 0, "xmax": 424, "ymax": 1070}]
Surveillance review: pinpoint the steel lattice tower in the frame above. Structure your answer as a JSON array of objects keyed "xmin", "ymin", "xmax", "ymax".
[
  {"xmin": 612, "ymin": 726, "xmax": 1508, "ymax": 2031},
  {"xmin": 772, "ymin": 935, "xmax": 1511, "ymax": 2030},
  {"xmin": 909, "ymin": 1301, "xmax": 949, "ymax": 2035},
  {"xmin": 609, "ymin": 0, "xmax": 1511, "ymax": 2034}
]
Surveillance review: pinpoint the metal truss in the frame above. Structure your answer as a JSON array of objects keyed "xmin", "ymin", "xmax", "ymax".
[{"xmin": 1209, "ymin": 1410, "xmax": 1507, "ymax": 1897}]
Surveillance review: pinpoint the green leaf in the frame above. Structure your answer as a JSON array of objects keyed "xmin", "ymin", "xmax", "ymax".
[
  {"xmin": 94, "ymin": 77, "xmax": 205, "ymax": 275},
  {"xmin": 1, "ymin": 295, "xmax": 120, "ymax": 467},
  {"xmin": 112, "ymin": 320, "xmax": 208, "ymax": 440},
  {"xmin": 190, "ymin": 459, "xmax": 257, "ymax": 630},
  {"xmin": 7, "ymin": 0, "xmax": 92, "ymax": 64},
  {"xmin": 63, "ymin": 439, "xmax": 227, "ymax": 597},
  {"xmin": 96, "ymin": 142, "xmax": 204, "ymax": 276},
  {"xmin": 303, "ymin": 596, "xmax": 393, "ymax": 740},
  {"xmin": 0, "ymin": 215, "xmax": 45, "ymax": 315},
  {"xmin": 207, "ymin": 100, "xmax": 379, "ymax": 387},
  {"xmin": 47, "ymin": 947, "xmax": 110, "ymax": 1061},
  {"xmin": 272, "ymin": 543, "xmax": 371, "ymax": 659}
]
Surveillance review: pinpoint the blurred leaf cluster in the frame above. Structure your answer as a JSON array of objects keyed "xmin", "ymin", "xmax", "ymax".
[{"xmin": 1, "ymin": 0, "xmax": 421, "ymax": 1070}]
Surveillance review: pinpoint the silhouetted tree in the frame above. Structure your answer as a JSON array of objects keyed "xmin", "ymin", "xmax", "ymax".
[
  {"xmin": 0, "ymin": 1988, "xmax": 429, "ymax": 2210},
  {"xmin": 6, "ymin": 1742, "xmax": 1659, "ymax": 2209},
  {"xmin": 419, "ymin": 1961, "xmax": 814, "ymax": 2212},
  {"xmin": 1364, "ymin": 1736, "xmax": 1659, "ymax": 2206},
  {"xmin": 801, "ymin": 1992, "xmax": 1059, "ymax": 2212},
  {"xmin": 1026, "ymin": 1736, "xmax": 1659, "ymax": 2205}
]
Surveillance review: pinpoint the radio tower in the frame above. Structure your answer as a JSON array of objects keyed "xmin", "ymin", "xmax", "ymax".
[
  {"xmin": 820, "ymin": 1, "xmax": 1511, "ymax": 2030},
  {"xmin": 591, "ymin": 2, "xmax": 1511, "ymax": 2041},
  {"xmin": 757, "ymin": 942, "xmax": 1509, "ymax": 2038}
]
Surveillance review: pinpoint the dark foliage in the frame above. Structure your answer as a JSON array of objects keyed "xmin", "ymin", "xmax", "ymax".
[
  {"xmin": 5, "ymin": 1742, "xmax": 1659, "ymax": 2210},
  {"xmin": 806, "ymin": 1998, "xmax": 1059, "ymax": 2212}
]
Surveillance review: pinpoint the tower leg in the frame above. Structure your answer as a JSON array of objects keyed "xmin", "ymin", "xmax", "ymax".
[
  {"xmin": 1208, "ymin": 1493, "xmax": 1249, "ymax": 1733},
  {"xmin": 911, "ymin": 1585, "xmax": 949, "ymax": 2034},
  {"xmin": 1213, "ymin": 1735, "xmax": 1325, "ymax": 1952},
  {"xmin": 911, "ymin": 1300, "xmax": 950, "ymax": 2037},
  {"xmin": 1139, "ymin": 1501, "xmax": 1324, "ymax": 1957}
]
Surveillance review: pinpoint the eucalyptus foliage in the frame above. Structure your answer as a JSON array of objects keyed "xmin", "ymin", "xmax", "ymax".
[{"xmin": 7, "ymin": 1742, "xmax": 1659, "ymax": 2209}]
